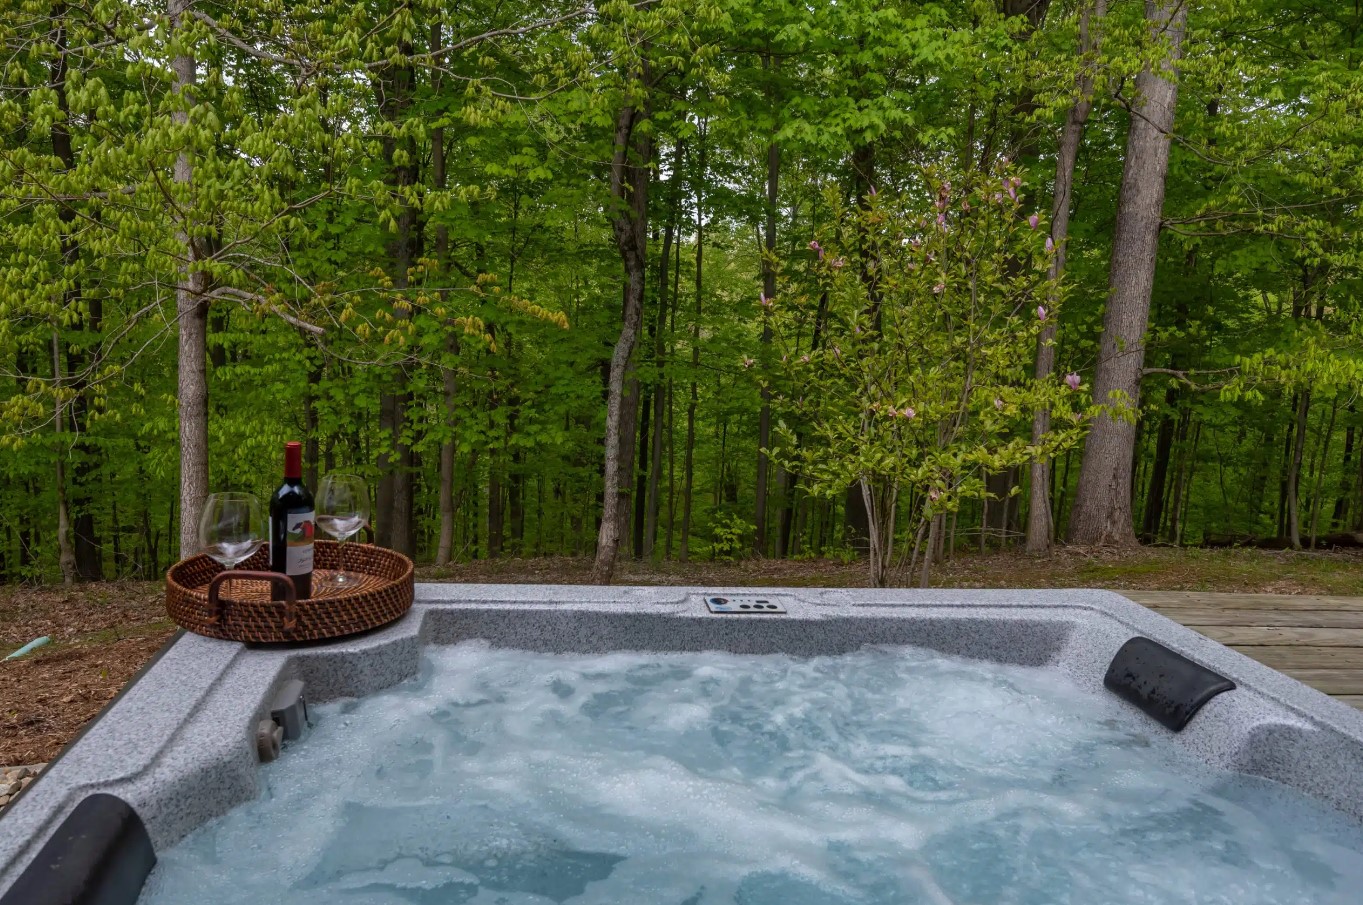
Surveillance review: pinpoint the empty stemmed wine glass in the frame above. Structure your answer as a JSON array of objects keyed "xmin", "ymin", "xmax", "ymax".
[
  {"xmin": 317, "ymin": 473, "xmax": 370, "ymax": 589},
  {"xmin": 199, "ymin": 493, "xmax": 263, "ymax": 597}
]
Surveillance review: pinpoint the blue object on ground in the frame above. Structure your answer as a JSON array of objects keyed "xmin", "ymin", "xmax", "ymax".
[{"xmin": 3, "ymin": 636, "xmax": 50, "ymax": 661}]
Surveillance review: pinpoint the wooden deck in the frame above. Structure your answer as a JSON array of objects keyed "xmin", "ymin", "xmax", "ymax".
[{"xmin": 1119, "ymin": 591, "xmax": 1363, "ymax": 710}]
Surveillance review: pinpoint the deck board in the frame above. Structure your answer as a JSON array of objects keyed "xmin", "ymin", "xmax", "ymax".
[{"xmin": 1115, "ymin": 591, "xmax": 1363, "ymax": 709}]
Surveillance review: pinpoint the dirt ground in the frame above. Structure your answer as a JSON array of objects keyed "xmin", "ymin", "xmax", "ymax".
[{"xmin": 3, "ymin": 546, "xmax": 1362, "ymax": 765}]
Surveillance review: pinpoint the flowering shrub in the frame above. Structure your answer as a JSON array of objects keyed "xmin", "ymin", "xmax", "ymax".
[{"xmin": 763, "ymin": 163, "xmax": 1091, "ymax": 586}]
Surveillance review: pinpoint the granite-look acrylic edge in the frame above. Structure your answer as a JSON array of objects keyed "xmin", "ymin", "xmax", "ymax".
[{"xmin": 2, "ymin": 584, "xmax": 1363, "ymax": 894}]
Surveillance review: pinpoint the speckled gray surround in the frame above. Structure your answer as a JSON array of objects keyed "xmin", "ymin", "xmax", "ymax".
[{"xmin": 3, "ymin": 585, "xmax": 1363, "ymax": 894}]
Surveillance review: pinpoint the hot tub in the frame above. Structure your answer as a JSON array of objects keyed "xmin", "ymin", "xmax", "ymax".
[{"xmin": 2, "ymin": 586, "xmax": 1363, "ymax": 904}]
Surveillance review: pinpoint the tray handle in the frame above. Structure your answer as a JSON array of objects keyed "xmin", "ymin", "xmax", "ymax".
[{"xmin": 207, "ymin": 571, "xmax": 298, "ymax": 633}]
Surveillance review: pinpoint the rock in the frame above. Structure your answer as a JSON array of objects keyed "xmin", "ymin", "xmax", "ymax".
[
  {"xmin": 0, "ymin": 795, "xmax": 9, "ymax": 807},
  {"xmin": 33, "ymin": 763, "xmax": 47, "ymax": 773},
  {"xmin": 0, "ymin": 782, "xmax": 18, "ymax": 797},
  {"xmin": 18, "ymin": 776, "xmax": 33, "ymax": 790}
]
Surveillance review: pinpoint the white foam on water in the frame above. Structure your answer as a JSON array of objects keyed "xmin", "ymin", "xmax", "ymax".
[{"xmin": 139, "ymin": 642, "xmax": 1363, "ymax": 904}]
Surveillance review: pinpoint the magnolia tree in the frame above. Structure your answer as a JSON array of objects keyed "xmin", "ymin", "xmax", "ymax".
[{"xmin": 764, "ymin": 165, "xmax": 1091, "ymax": 587}]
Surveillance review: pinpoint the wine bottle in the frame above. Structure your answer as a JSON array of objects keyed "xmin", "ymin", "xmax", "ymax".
[{"xmin": 269, "ymin": 441, "xmax": 315, "ymax": 599}]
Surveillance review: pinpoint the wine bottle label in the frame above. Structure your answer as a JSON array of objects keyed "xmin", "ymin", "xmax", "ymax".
[{"xmin": 284, "ymin": 510, "xmax": 315, "ymax": 575}]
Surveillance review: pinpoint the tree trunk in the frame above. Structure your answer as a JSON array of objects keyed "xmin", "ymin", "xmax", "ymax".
[
  {"xmin": 1165, "ymin": 409, "xmax": 1191, "ymax": 541},
  {"xmin": 52, "ymin": 329, "xmax": 76, "ymax": 585},
  {"xmin": 170, "ymin": 0, "xmax": 209, "ymax": 560},
  {"xmin": 1332, "ymin": 406, "xmax": 1356, "ymax": 529},
  {"xmin": 755, "ymin": 58, "xmax": 780, "ymax": 556},
  {"xmin": 1308, "ymin": 396, "xmax": 1338, "ymax": 548},
  {"xmin": 49, "ymin": 5, "xmax": 103, "ymax": 580},
  {"xmin": 592, "ymin": 86, "xmax": 652, "ymax": 583},
  {"xmin": 633, "ymin": 379, "xmax": 650, "ymax": 557},
  {"xmin": 1067, "ymin": 0, "xmax": 1187, "ymax": 547},
  {"xmin": 842, "ymin": 141, "xmax": 877, "ymax": 553},
  {"xmin": 679, "ymin": 126, "xmax": 705, "ymax": 563},
  {"xmin": 431, "ymin": 73, "xmax": 461, "ymax": 563},
  {"xmin": 1175, "ymin": 420, "xmax": 1201, "ymax": 545},
  {"xmin": 1287, "ymin": 389, "xmax": 1311, "ymax": 549},
  {"xmin": 510, "ymin": 449, "xmax": 526, "ymax": 552},
  {"xmin": 643, "ymin": 173, "xmax": 676, "ymax": 558},
  {"xmin": 1141, "ymin": 388, "xmax": 1178, "ymax": 541},
  {"xmin": 431, "ymin": 21, "xmax": 458, "ymax": 568},
  {"xmin": 374, "ymin": 44, "xmax": 419, "ymax": 555},
  {"xmin": 1027, "ymin": 0, "xmax": 1104, "ymax": 553},
  {"xmin": 488, "ymin": 436, "xmax": 504, "ymax": 557}
]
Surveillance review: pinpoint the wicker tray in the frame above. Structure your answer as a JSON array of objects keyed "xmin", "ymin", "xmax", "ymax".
[{"xmin": 166, "ymin": 541, "xmax": 414, "ymax": 643}]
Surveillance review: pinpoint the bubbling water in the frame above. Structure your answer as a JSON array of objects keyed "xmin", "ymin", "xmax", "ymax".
[{"xmin": 140, "ymin": 642, "xmax": 1363, "ymax": 904}]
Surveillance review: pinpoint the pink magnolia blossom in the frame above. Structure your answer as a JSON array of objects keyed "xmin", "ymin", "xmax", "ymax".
[
  {"xmin": 1010, "ymin": 176, "xmax": 1023, "ymax": 188},
  {"xmin": 1045, "ymin": 236, "xmax": 1055, "ymax": 254},
  {"xmin": 742, "ymin": 357, "xmax": 755, "ymax": 369},
  {"xmin": 1028, "ymin": 213, "xmax": 1039, "ymax": 230},
  {"xmin": 1065, "ymin": 372, "xmax": 1082, "ymax": 391},
  {"xmin": 759, "ymin": 291, "xmax": 772, "ymax": 309},
  {"xmin": 992, "ymin": 192, "xmax": 1003, "ymax": 203},
  {"xmin": 936, "ymin": 212, "xmax": 947, "ymax": 228},
  {"xmin": 868, "ymin": 184, "xmax": 878, "ymax": 197},
  {"xmin": 1037, "ymin": 305, "xmax": 1047, "ymax": 321},
  {"xmin": 831, "ymin": 257, "xmax": 846, "ymax": 269},
  {"xmin": 799, "ymin": 354, "xmax": 810, "ymax": 364},
  {"xmin": 903, "ymin": 406, "xmax": 916, "ymax": 420},
  {"xmin": 933, "ymin": 282, "xmax": 945, "ymax": 295},
  {"xmin": 1007, "ymin": 183, "xmax": 1017, "ymax": 202},
  {"xmin": 809, "ymin": 240, "xmax": 824, "ymax": 260},
  {"xmin": 994, "ymin": 398, "xmax": 1005, "ymax": 410},
  {"xmin": 961, "ymin": 199, "xmax": 971, "ymax": 212},
  {"xmin": 928, "ymin": 488, "xmax": 941, "ymax": 502}
]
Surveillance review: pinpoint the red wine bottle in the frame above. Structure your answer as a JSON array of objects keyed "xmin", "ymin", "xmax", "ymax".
[{"xmin": 269, "ymin": 441, "xmax": 314, "ymax": 599}]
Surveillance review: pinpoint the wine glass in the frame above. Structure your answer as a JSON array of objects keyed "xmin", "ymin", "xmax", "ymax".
[
  {"xmin": 199, "ymin": 493, "xmax": 263, "ymax": 597},
  {"xmin": 317, "ymin": 473, "xmax": 370, "ymax": 588}
]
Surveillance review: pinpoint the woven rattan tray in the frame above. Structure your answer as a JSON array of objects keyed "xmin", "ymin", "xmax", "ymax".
[{"xmin": 166, "ymin": 541, "xmax": 414, "ymax": 643}]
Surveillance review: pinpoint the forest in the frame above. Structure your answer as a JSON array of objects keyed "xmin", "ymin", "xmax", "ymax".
[{"xmin": 1, "ymin": 0, "xmax": 1361, "ymax": 588}]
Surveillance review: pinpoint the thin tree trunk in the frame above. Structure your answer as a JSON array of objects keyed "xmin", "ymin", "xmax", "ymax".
[
  {"xmin": 755, "ymin": 56, "xmax": 780, "ymax": 556},
  {"xmin": 679, "ymin": 126, "xmax": 705, "ymax": 563},
  {"xmin": 1165, "ymin": 410, "xmax": 1191, "ymax": 541},
  {"xmin": 432, "ymin": 24, "xmax": 459, "ymax": 567},
  {"xmin": 643, "ymin": 157, "xmax": 677, "ymax": 558},
  {"xmin": 592, "ymin": 83, "xmax": 652, "ymax": 583},
  {"xmin": 1308, "ymin": 396, "xmax": 1338, "ymax": 547},
  {"xmin": 510, "ymin": 447, "xmax": 525, "ymax": 551},
  {"xmin": 374, "ymin": 46, "xmax": 419, "ymax": 555},
  {"xmin": 1141, "ymin": 388, "xmax": 1179, "ymax": 541},
  {"xmin": 1025, "ymin": 2, "xmax": 1102, "ymax": 550},
  {"xmin": 632, "ymin": 374, "xmax": 650, "ymax": 557},
  {"xmin": 919, "ymin": 513, "xmax": 939, "ymax": 589},
  {"xmin": 1176, "ymin": 420, "xmax": 1201, "ymax": 545},
  {"xmin": 49, "ymin": 4, "xmax": 103, "ymax": 580},
  {"xmin": 1287, "ymin": 389, "xmax": 1311, "ymax": 549},
  {"xmin": 842, "ymin": 140, "xmax": 877, "ymax": 553},
  {"xmin": 1067, "ymin": 0, "xmax": 1188, "ymax": 547},
  {"xmin": 1332, "ymin": 405, "xmax": 1356, "ymax": 529},
  {"xmin": 170, "ymin": 0, "xmax": 209, "ymax": 560},
  {"xmin": 640, "ymin": 157, "xmax": 678, "ymax": 558},
  {"xmin": 52, "ymin": 329, "xmax": 76, "ymax": 584}
]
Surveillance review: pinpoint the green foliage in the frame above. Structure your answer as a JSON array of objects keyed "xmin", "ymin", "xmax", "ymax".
[
  {"xmin": 767, "ymin": 166, "xmax": 1089, "ymax": 583},
  {"xmin": 2, "ymin": 0, "xmax": 1363, "ymax": 582}
]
